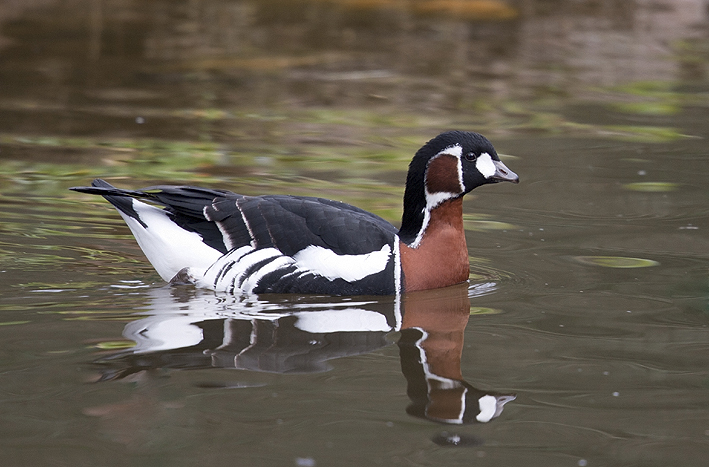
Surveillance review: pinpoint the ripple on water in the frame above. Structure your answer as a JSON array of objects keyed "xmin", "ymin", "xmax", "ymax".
[
  {"xmin": 431, "ymin": 431, "xmax": 484, "ymax": 447},
  {"xmin": 622, "ymin": 182, "xmax": 680, "ymax": 192},
  {"xmin": 572, "ymin": 256, "xmax": 660, "ymax": 268}
]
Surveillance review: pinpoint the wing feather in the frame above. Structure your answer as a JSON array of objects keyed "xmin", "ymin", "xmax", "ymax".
[{"xmin": 72, "ymin": 179, "xmax": 398, "ymax": 263}]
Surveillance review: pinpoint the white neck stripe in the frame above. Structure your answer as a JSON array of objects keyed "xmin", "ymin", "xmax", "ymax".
[
  {"xmin": 393, "ymin": 235, "xmax": 402, "ymax": 328},
  {"xmin": 393, "ymin": 235, "xmax": 402, "ymax": 295}
]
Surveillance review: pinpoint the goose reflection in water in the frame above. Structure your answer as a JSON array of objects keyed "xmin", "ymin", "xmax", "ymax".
[{"xmin": 95, "ymin": 281, "xmax": 515, "ymax": 425}]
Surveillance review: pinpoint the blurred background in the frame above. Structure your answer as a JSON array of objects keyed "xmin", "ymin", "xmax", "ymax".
[
  {"xmin": 1, "ymin": 1, "xmax": 708, "ymax": 466},
  {"xmin": 1, "ymin": 0, "xmax": 707, "ymax": 191}
]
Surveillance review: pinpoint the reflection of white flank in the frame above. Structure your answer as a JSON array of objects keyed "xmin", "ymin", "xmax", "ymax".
[
  {"xmin": 121, "ymin": 287, "xmax": 399, "ymax": 353},
  {"xmin": 293, "ymin": 244, "xmax": 391, "ymax": 282},
  {"xmin": 294, "ymin": 308, "xmax": 393, "ymax": 334},
  {"xmin": 124, "ymin": 315, "xmax": 204, "ymax": 353},
  {"xmin": 125, "ymin": 308, "xmax": 395, "ymax": 354}
]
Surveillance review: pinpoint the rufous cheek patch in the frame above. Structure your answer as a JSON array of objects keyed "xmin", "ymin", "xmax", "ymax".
[{"xmin": 425, "ymin": 154, "xmax": 463, "ymax": 194}]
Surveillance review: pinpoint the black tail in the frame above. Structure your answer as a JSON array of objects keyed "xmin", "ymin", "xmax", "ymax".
[
  {"xmin": 71, "ymin": 179, "xmax": 232, "ymax": 214},
  {"xmin": 71, "ymin": 179, "xmax": 235, "ymax": 254},
  {"xmin": 71, "ymin": 179, "xmax": 151, "ymax": 227}
]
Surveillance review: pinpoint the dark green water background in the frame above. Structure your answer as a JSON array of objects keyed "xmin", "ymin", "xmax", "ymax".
[{"xmin": 1, "ymin": 1, "xmax": 708, "ymax": 466}]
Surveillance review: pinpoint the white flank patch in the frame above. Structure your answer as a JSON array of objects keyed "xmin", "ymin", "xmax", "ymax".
[
  {"xmin": 118, "ymin": 200, "xmax": 223, "ymax": 282},
  {"xmin": 293, "ymin": 244, "xmax": 391, "ymax": 282},
  {"xmin": 294, "ymin": 308, "xmax": 393, "ymax": 333},
  {"xmin": 194, "ymin": 242, "xmax": 393, "ymax": 293},
  {"xmin": 198, "ymin": 246, "xmax": 287, "ymax": 293},
  {"xmin": 476, "ymin": 394, "xmax": 498, "ymax": 423},
  {"xmin": 476, "ymin": 152, "xmax": 496, "ymax": 178},
  {"xmin": 239, "ymin": 255, "xmax": 294, "ymax": 292}
]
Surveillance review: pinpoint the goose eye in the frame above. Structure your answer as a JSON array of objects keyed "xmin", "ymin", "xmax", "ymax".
[{"xmin": 465, "ymin": 152, "xmax": 477, "ymax": 162}]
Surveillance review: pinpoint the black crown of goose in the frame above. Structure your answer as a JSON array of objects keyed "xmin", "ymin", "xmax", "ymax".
[{"xmin": 71, "ymin": 131, "xmax": 518, "ymax": 295}]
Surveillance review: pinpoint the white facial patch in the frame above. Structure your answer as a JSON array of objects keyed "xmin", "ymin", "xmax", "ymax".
[{"xmin": 476, "ymin": 153, "xmax": 497, "ymax": 178}]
